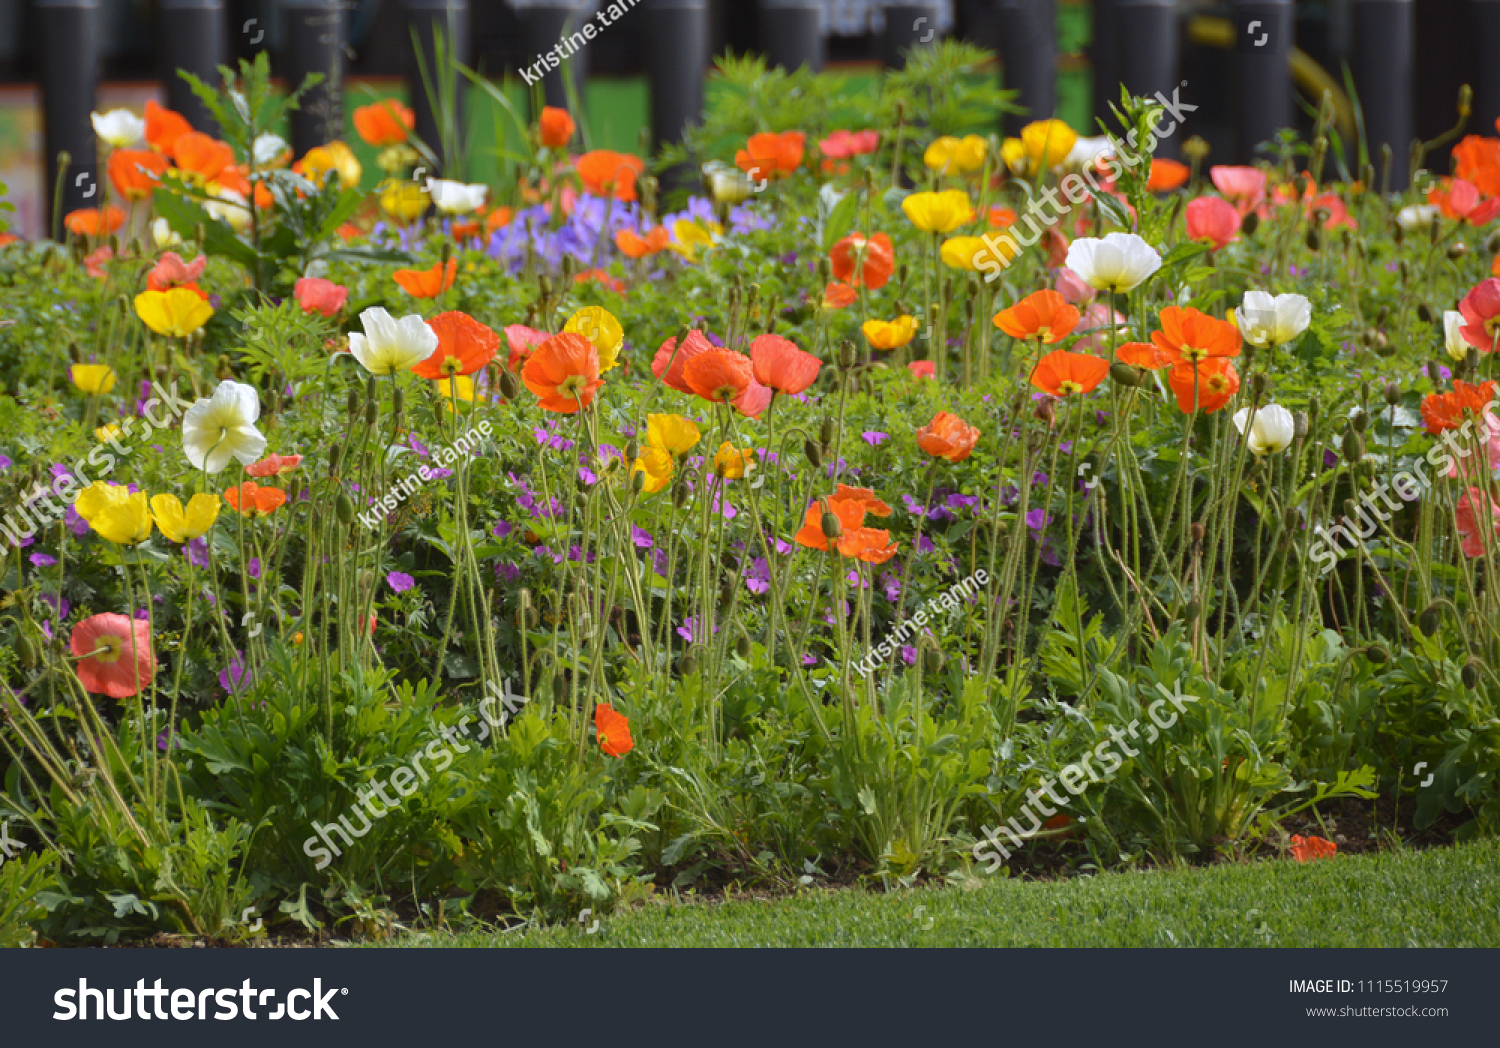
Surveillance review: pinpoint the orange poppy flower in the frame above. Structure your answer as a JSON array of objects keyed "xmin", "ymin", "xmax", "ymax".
[
  {"xmin": 1167, "ymin": 358, "xmax": 1241, "ymax": 414},
  {"xmin": 916, "ymin": 411, "xmax": 982, "ymax": 462},
  {"xmin": 245, "ymin": 453, "xmax": 303, "ymax": 478},
  {"xmin": 64, "ymin": 207, "xmax": 125, "ymax": 237},
  {"xmin": 107, "ymin": 148, "xmax": 168, "ymax": 201},
  {"xmin": 750, "ymin": 333, "xmax": 820, "ymax": 395},
  {"xmin": 832, "ymin": 484, "xmax": 892, "ymax": 518},
  {"xmin": 335, "ymin": 222, "xmax": 363, "ymax": 241},
  {"xmin": 352, "ymin": 100, "xmax": 414, "ymax": 146},
  {"xmin": 1288, "ymin": 835, "xmax": 1337, "ymax": 862},
  {"xmin": 172, "ymin": 132, "xmax": 235, "ymax": 184},
  {"xmin": 413, "ymin": 311, "xmax": 499, "ymax": 379},
  {"xmin": 651, "ymin": 330, "xmax": 713, "ymax": 393},
  {"xmin": 1422, "ymin": 379, "xmax": 1497, "ymax": 435},
  {"xmin": 1030, "ymin": 351, "xmax": 1110, "ymax": 397},
  {"xmin": 823, "ymin": 282, "xmax": 858, "ymax": 309},
  {"xmin": 393, "ymin": 259, "xmax": 458, "ymax": 298},
  {"xmin": 994, "ymin": 289, "xmax": 1081, "ymax": 343},
  {"xmin": 683, "ymin": 348, "xmax": 753, "ymax": 403},
  {"xmin": 1116, "ymin": 341, "xmax": 1174, "ymax": 369},
  {"xmin": 794, "ymin": 498, "xmax": 868, "ymax": 551},
  {"xmin": 735, "ymin": 131, "xmax": 805, "ymax": 182},
  {"xmin": 988, "ymin": 206, "xmax": 1018, "ymax": 229},
  {"xmin": 1146, "ymin": 158, "xmax": 1189, "ymax": 192},
  {"xmin": 1454, "ymin": 135, "xmax": 1500, "ymax": 199},
  {"xmin": 224, "ymin": 482, "xmax": 287, "ymax": 517},
  {"xmin": 145, "ymin": 99, "xmax": 192, "ymax": 155},
  {"xmin": 577, "ymin": 150, "xmax": 646, "ymax": 201},
  {"xmin": 521, "ymin": 332, "xmax": 604, "ymax": 413},
  {"xmin": 595, "ymin": 702, "xmax": 633, "ymax": 757},
  {"xmin": 829, "ymin": 232, "xmax": 895, "ymax": 290},
  {"xmin": 1151, "ymin": 305, "xmax": 1242, "ymax": 365},
  {"xmin": 838, "ymin": 527, "xmax": 899, "ymax": 563},
  {"xmin": 539, "ymin": 106, "xmax": 575, "ymax": 148},
  {"xmin": 616, "ymin": 225, "xmax": 671, "ymax": 258}
]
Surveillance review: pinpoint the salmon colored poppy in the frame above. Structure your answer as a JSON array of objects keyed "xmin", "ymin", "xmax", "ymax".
[
  {"xmin": 574, "ymin": 268, "xmax": 626, "ymax": 293},
  {"xmin": 1422, "ymin": 380, "xmax": 1498, "ymax": 435},
  {"xmin": 1455, "ymin": 135, "xmax": 1500, "ymax": 199},
  {"xmin": 595, "ymin": 702, "xmax": 633, "ymax": 756},
  {"xmin": 484, "ymin": 206, "xmax": 514, "ymax": 233},
  {"xmin": 1030, "ymin": 351, "xmax": 1110, "ymax": 398},
  {"xmin": 749, "ymin": 333, "xmax": 820, "ymax": 395},
  {"xmin": 823, "ymin": 282, "xmax": 857, "ymax": 309},
  {"xmin": 735, "ymin": 131, "xmax": 805, "ymax": 182},
  {"xmin": 224, "ymin": 481, "xmax": 287, "ymax": 517},
  {"xmin": 994, "ymin": 289, "xmax": 1081, "ymax": 343},
  {"xmin": 577, "ymin": 150, "xmax": 646, "ymax": 201},
  {"xmin": 145, "ymin": 251, "xmax": 207, "ymax": 292},
  {"xmin": 1455, "ymin": 486, "xmax": 1500, "ymax": 557},
  {"xmin": 1151, "ymin": 305, "xmax": 1243, "ymax": 365},
  {"xmin": 916, "ymin": 411, "xmax": 982, "ymax": 462},
  {"xmin": 539, "ymin": 106, "xmax": 575, "ymax": 148},
  {"xmin": 245, "ymin": 453, "xmax": 303, "ymax": 478},
  {"xmin": 293, "ymin": 276, "xmax": 348, "ymax": 317},
  {"xmin": 651, "ymin": 330, "xmax": 714, "ymax": 394},
  {"xmin": 172, "ymin": 132, "xmax": 235, "ymax": 184},
  {"xmin": 616, "ymin": 225, "xmax": 671, "ymax": 258},
  {"xmin": 829, "ymin": 231, "xmax": 895, "ymax": 289},
  {"xmin": 83, "ymin": 246, "xmax": 112, "ymax": 279},
  {"xmin": 522, "ymin": 332, "xmax": 604, "ymax": 413},
  {"xmin": 65, "ymin": 207, "xmax": 125, "ymax": 237},
  {"xmin": 684, "ymin": 348, "xmax": 753, "ymax": 403},
  {"xmin": 1116, "ymin": 341, "xmax": 1174, "ymax": 369},
  {"xmin": 838, "ymin": 527, "xmax": 899, "ymax": 563},
  {"xmin": 1429, "ymin": 178, "xmax": 1500, "ymax": 225},
  {"xmin": 393, "ymin": 259, "xmax": 458, "ymax": 298},
  {"xmin": 1168, "ymin": 358, "xmax": 1241, "ymax": 414},
  {"xmin": 353, "ymin": 100, "xmax": 415, "ymax": 146},
  {"xmin": 144, "ymin": 99, "xmax": 192, "ymax": 155},
  {"xmin": 107, "ymin": 148, "xmax": 168, "ymax": 201},
  {"xmin": 1185, "ymin": 196, "xmax": 1241, "ymax": 250},
  {"xmin": 413, "ymin": 311, "xmax": 499, "ymax": 379},
  {"xmin": 909, "ymin": 360, "xmax": 935, "ymax": 379},
  {"xmin": 1288, "ymin": 835, "xmax": 1337, "ymax": 862},
  {"xmin": 505, "ymin": 324, "xmax": 549, "ymax": 371},
  {"xmin": 1146, "ymin": 158, "xmax": 1189, "ymax": 192},
  {"xmin": 71, "ymin": 612, "xmax": 155, "ymax": 698}
]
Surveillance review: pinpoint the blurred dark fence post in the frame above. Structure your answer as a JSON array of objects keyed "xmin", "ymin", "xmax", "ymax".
[
  {"xmin": 996, "ymin": 0, "xmax": 1056, "ymax": 136},
  {"xmin": 882, "ymin": 3, "xmax": 939, "ymax": 70},
  {"xmin": 643, "ymin": 0, "xmax": 708, "ymax": 152},
  {"xmin": 1230, "ymin": 0, "xmax": 1293, "ymax": 163},
  {"xmin": 1474, "ymin": 0, "xmax": 1500, "ymax": 141},
  {"xmin": 517, "ymin": 2, "xmax": 589, "ymax": 114},
  {"xmin": 1352, "ymin": 0, "xmax": 1413, "ymax": 190},
  {"xmin": 1115, "ymin": 0, "xmax": 1181, "ymax": 159},
  {"xmin": 759, "ymin": 0, "xmax": 823, "ymax": 73},
  {"xmin": 402, "ymin": 0, "xmax": 469, "ymax": 176},
  {"xmin": 160, "ymin": 0, "xmax": 229, "ymax": 132},
  {"xmin": 283, "ymin": 0, "xmax": 344, "ymax": 155},
  {"xmin": 1091, "ymin": 0, "xmax": 1118, "ymax": 130},
  {"xmin": 37, "ymin": 0, "xmax": 99, "ymax": 235}
]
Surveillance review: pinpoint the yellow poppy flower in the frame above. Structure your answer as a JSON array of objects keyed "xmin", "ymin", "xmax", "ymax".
[
  {"xmin": 646, "ymin": 413, "xmax": 701, "ymax": 457},
  {"xmin": 1000, "ymin": 137, "xmax": 1029, "ymax": 175},
  {"xmin": 940, "ymin": 236, "xmax": 992, "ymax": 271},
  {"xmin": 95, "ymin": 423, "xmax": 124, "ymax": 443},
  {"xmin": 1020, "ymin": 119, "xmax": 1078, "ymax": 169},
  {"xmin": 564, "ymin": 306, "xmax": 624, "ymax": 371},
  {"xmin": 862, "ymin": 316, "xmax": 919, "ymax": 350},
  {"xmin": 300, "ymin": 141, "xmax": 362, "ymax": 190},
  {"xmin": 713, "ymin": 442, "xmax": 755, "ymax": 479},
  {"xmin": 71, "ymin": 364, "xmax": 117, "ymax": 396},
  {"xmin": 901, "ymin": 190, "xmax": 974, "ymax": 234},
  {"xmin": 632, "ymin": 446, "xmax": 674, "ymax": 494},
  {"xmin": 76, "ymin": 482, "xmax": 152, "ymax": 545},
  {"xmin": 923, "ymin": 135, "xmax": 987, "ymax": 174},
  {"xmin": 668, "ymin": 219, "xmax": 718, "ymax": 263},
  {"xmin": 380, "ymin": 180, "xmax": 429, "ymax": 221},
  {"xmin": 149, "ymin": 492, "xmax": 220, "ymax": 544},
  {"xmin": 134, "ymin": 288, "xmax": 214, "ymax": 338},
  {"xmin": 435, "ymin": 375, "xmax": 476, "ymax": 406}
]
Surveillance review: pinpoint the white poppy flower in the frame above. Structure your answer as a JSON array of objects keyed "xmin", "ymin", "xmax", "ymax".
[
  {"xmin": 1065, "ymin": 135, "xmax": 1114, "ymax": 169},
  {"xmin": 182, "ymin": 380, "xmax": 267, "ymax": 473},
  {"xmin": 424, "ymin": 179, "xmax": 488, "ymax": 215},
  {"xmin": 203, "ymin": 186, "xmax": 251, "ymax": 233},
  {"xmin": 252, "ymin": 133, "xmax": 289, "ymax": 167},
  {"xmin": 152, "ymin": 217, "xmax": 183, "ymax": 249},
  {"xmin": 1237, "ymin": 290, "xmax": 1312, "ymax": 348},
  {"xmin": 348, "ymin": 307, "xmax": 437, "ymax": 376},
  {"xmin": 91, "ymin": 109, "xmax": 145, "ymax": 148},
  {"xmin": 1445, "ymin": 310, "xmax": 1469, "ymax": 361},
  {"xmin": 1064, "ymin": 232, "xmax": 1162, "ymax": 293},
  {"xmin": 1395, "ymin": 204, "xmax": 1440, "ymax": 231},
  {"xmin": 1232, "ymin": 403, "xmax": 1296, "ymax": 455}
]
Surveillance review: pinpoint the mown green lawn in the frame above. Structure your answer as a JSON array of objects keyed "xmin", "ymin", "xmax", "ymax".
[{"xmin": 374, "ymin": 837, "xmax": 1500, "ymax": 948}]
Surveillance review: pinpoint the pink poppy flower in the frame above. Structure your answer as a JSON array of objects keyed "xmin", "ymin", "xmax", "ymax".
[
  {"xmin": 908, "ymin": 360, "xmax": 935, "ymax": 379},
  {"xmin": 1185, "ymin": 196, "xmax": 1241, "ymax": 250},
  {"xmin": 504, "ymin": 324, "xmax": 550, "ymax": 372},
  {"xmin": 1209, "ymin": 165, "xmax": 1267, "ymax": 215},
  {"xmin": 1070, "ymin": 303, "xmax": 1129, "ymax": 355},
  {"xmin": 84, "ymin": 246, "xmax": 113, "ymax": 280},
  {"xmin": 1456, "ymin": 486, "xmax": 1500, "ymax": 558},
  {"xmin": 146, "ymin": 251, "xmax": 207, "ymax": 292},
  {"xmin": 1054, "ymin": 266, "xmax": 1096, "ymax": 306},
  {"xmin": 70, "ymin": 612, "xmax": 155, "ymax": 698},
  {"xmin": 293, "ymin": 277, "xmax": 349, "ymax": 317},
  {"xmin": 1460, "ymin": 278, "xmax": 1500, "ymax": 351},
  {"xmin": 820, "ymin": 129, "xmax": 879, "ymax": 158}
]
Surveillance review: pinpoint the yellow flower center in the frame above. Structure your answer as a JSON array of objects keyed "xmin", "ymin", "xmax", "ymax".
[
  {"xmin": 95, "ymin": 634, "xmax": 124, "ymax": 664},
  {"xmin": 1181, "ymin": 344, "xmax": 1210, "ymax": 362},
  {"xmin": 1057, "ymin": 381, "xmax": 1083, "ymax": 396}
]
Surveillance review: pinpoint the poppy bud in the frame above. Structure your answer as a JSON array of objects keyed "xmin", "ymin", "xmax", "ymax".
[
  {"xmin": 1251, "ymin": 372, "xmax": 1269, "ymax": 399},
  {"xmin": 67, "ymin": 340, "xmax": 80, "ymax": 363},
  {"xmin": 1190, "ymin": 521, "xmax": 1205, "ymax": 544},
  {"xmin": 1462, "ymin": 659, "xmax": 1481, "ymax": 689},
  {"xmin": 392, "ymin": 386, "xmax": 405, "ymax": 415},
  {"xmin": 559, "ymin": 255, "xmax": 574, "ymax": 282},
  {"xmin": 818, "ymin": 258, "xmax": 831, "ymax": 282},
  {"xmin": 1283, "ymin": 506, "xmax": 1301, "ymax": 531},
  {"xmin": 838, "ymin": 340, "xmax": 858, "ymax": 369},
  {"xmin": 923, "ymin": 648, "xmax": 943, "ymax": 675},
  {"xmin": 1305, "ymin": 227, "xmax": 1321, "ymax": 251},
  {"xmin": 804, "ymin": 439, "xmax": 823, "ymax": 468},
  {"xmin": 1351, "ymin": 410, "xmax": 1368, "ymax": 433},
  {"xmin": 1307, "ymin": 395, "xmax": 1320, "ymax": 422},
  {"xmin": 1448, "ymin": 242, "xmax": 1468, "ymax": 260},
  {"xmin": 1418, "ymin": 602, "xmax": 1443, "ymax": 637},
  {"xmin": 735, "ymin": 635, "xmax": 752, "ymax": 659},
  {"xmin": 365, "ymin": 397, "xmax": 379, "ymax": 426},
  {"xmin": 499, "ymin": 368, "xmax": 520, "ymax": 399},
  {"xmin": 13, "ymin": 632, "xmax": 36, "ymax": 668},
  {"xmin": 1183, "ymin": 599, "xmax": 1201, "ymax": 624},
  {"xmin": 335, "ymin": 491, "xmax": 355, "ymax": 523},
  {"xmin": 1109, "ymin": 362, "xmax": 1144, "ymax": 387},
  {"xmin": 1399, "ymin": 259, "xmax": 1410, "ymax": 283},
  {"xmin": 1240, "ymin": 211, "xmax": 1259, "ymax": 236},
  {"xmin": 625, "ymin": 440, "xmax": 639, "ymax": 461},
  {"xmin": 1384, "ymin": 381, "xmax": 1399, "ymax": 406},
  {"xmin": 347, "ymin": 389, "xmax": 360, "ymax": 420},
  {"xmin": 672, "ymin": 477, "xmax": 691, "ymax": 508},
  {"xmin": 1487, "ymin": 230, "xmax": 1500, "ymax": 255},
  {"xmin": 1293, "ymin": 411, "xmax": 1309, "ymax": 440},
  {"xmin": 1417, "ymin": 302, "xmax": 1433, "ymax": 324},
  {"xmin": 679, "ymin": 653, "xmax": 699, "ymax": 677},
  {"xmin": 1469, "ymin": 347, "xmax": 1481, "ymax": 372},
  {"xmin": 1035, "ymin": 398, "xmax": 1055, "ymax": 425},
  {"xmin": 819, "ymin": 417, "xmax": 837, "ymax": 445},
  {"xmin": 1363, "ymin": 644, "xmax": 1389, "ymax": 664},
  {"xmin": 821, "ymin": 511, "xmax": 842, "ymax": 539},
  {"xmin": 1427, "ymin": 360, "xmax": 1444, "ymax": 386},
  {"xmin": 1341, "ymin": 430, "xmax": 1364, "ymax": 462},
  {"xmin": 328, "ymin": 442, "xmax": 344, "ymax": 473},
  {"xmin": 288, "ymin": 477, "xmax": 304, "ymax": 502},
  {"xmin": 897, "ymin": 262, "xmax": 909, "ymax": 285},
  {"xmin": 553, "ymin": 675, "xmax": 569, "ymax": 702},
  {"xmin": 1393, "ymin": 223, "xmax": 1405, "ymax": 246},
  {"xmin": 1341, "ymin": 228, "xmax": 1352, "ymax": 251},
  {"xmin": 523, "ymin": 607, "xmax": 540, "ymax": 629}
]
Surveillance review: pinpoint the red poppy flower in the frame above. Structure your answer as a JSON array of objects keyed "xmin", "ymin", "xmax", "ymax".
[
  {"xmin": 651, "ymin": 330, "xmax": 715, "ymax": 394},
  {"xmin": 574, "ymin": 268, "xmax": 626, "ymax": 294},
  {"xmin": 1459, "ymin": 279, "xmax": 1500, "ymax": 351},
  {"xmin": 735, "ymin": 131, "xmax": 805, "ymax": 182},
  {"xmin": 146, "ymin": 252, "xmax": 207, "ymax": 292},
  {"xmin": 71, "ymin": 613, "xmax": 155, "ymax": 698},
  {"xmin": 1429, "ymin": 178, "xmax": 1500, "ymax": 225},
  {"xmin": 224, "ymin": 482, "xmax": 287, "ymax": 517},
  {"xmin": 1288, "ymin": 835, "xmax": 1337, "ymax": 862},
  {"xmin": 750, "ymin": 333, "xmax": 820, "ymax": 395},
  {"xmin": 819, "ymin": 129, "xmax": 879, "ymax": 158},
  {"xmin": 616, "ymin": 226, "xmax": 671, "ymax": 258},
  {"xmin": 1185, "ymin": 196, "xmax": 1241, "ymax": 250},
  {"xmin": 293, "ymin": 276, "xmax": 349, "ymax": 317},
  {"xmin": 823, "ymin": 282, "xmax": 858, "ymax": 309},
  {"xmin": 522, "ymin": 332, "xmax": 603, "ymax": 413},
  {"xmin": 577, "ymin": 150, "xmax": 646, "ymax": 201},
  {"xmin": 1030, "ymin": 351, "xmax": 1110, "ymax": 398},
  {"xmin": 916, "ymin": 411, "xmax": 982, "ymax": 462},
  {"xmin": 909, "ymin": 360, "xmax": 935, "ymax": 379},
  {"xmin": 107, "ymin": 148, "xmax": 168, "ymax": 201},
  {"xmin": 171, "ymin": 132, "xmax": 235, "ymax": 183},
  {"xmin": 1146, "ymin": 158, "xmax": 1189, "ymax": 192},
  {"xmin": 245, "ymin": 453, "xmax": 303, "ymax": 478},
  {"xmin": 994, "ymin": 289, "xmax": 1081, "ymax": 343},
  {"xmin": 793, "ymin": 498, "xmax": 868, "ymax": 551},
  {"xmin": 1455, "ymin": 135, "xmax": 1500, "ymax": 199},
  {"xmin": 539, "ymin": 106, "xmax": 575, "ymax": 148},
  {"xmin": 838, "ymin": 527, "xmax": 899, "ymax": 563},
  {"xmin": 353, "ymin": 100, "xmax": 414, "ymax": 146},
  {"xmin": 1421, "ymin": 380, "xmax": 1497, "ymax": 434},
  {"xmin": 504, "ymin": 324, "xmax": 549, "ymax": 371},
  {"xmin": 413, "ymin": 311, "xmax": 499, "ymax": 379},
  {"xmin": 1116, "ymin": 342, "xmax": 1174, "ymax": 370},
  {"xmin": 1167, "ymin": 358, "xmax": 1240, "ymax": 414},
  {"xmin": 829, "ymin": 232, "xmax": 895, "ymax": 290},
  {"xmin": 684, "ymin": 348, "xmax": 753, "ymax": 404},
  {"xmin": 595, "ymin": 703, "xmax": 633, "ymax": 756},
  {"xmin": 393, "ymin": 259, "xmax": 458, "ymax": 298}
]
